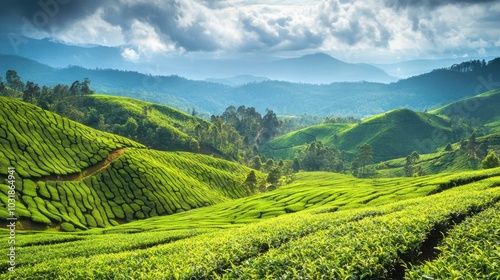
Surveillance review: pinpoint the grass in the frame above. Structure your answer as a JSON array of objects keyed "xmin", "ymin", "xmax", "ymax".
[{"xmin": 431, "ymin": 89, "xmax": 500, "ymax": 125}]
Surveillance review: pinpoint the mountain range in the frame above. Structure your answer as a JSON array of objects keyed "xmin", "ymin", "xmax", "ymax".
[{"xmin": 1, "ymin": 54, "xmax": 499, "ymax": 118}]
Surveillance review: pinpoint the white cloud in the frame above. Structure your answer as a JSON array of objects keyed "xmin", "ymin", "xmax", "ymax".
[
  {"xmin": 10, "ymin": 0, "xmax": 498, "ymax": 62},
  {"xmin": 121, "ymin": 48, "xmax": 140, "ymax": 62},
  {"xmin": 50, "ymin": 8, "xmax": 125, "ymax": 46}
]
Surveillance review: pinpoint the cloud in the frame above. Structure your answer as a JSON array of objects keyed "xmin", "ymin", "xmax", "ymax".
[
  {"xmin": 0, "ymin": 0, "xmax": 498, "ymax": 61},
  {"xmin": 384, "ymin": 0, "xmax": 498, "ymax": 10}
]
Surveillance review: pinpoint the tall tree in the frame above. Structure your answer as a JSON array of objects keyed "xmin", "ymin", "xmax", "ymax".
[
  {"xmin": 245, "ymin": 170, "xmax": 258, "ymax": 194},
  {"xmin": 266, "ymin": 167, "xmax": 281, "ymax": 185},
  {"xmin": 6, "ymin": 70, "xmax": 24, "ymax": 91},
  {"xmin": 405, "ymin": 151, "xmax": 420, "ymax": 177},
  {"xmin": 356, "ymin": 143, "xmax": 373, "ymax": 176},
  {"xmin": 22, "ymin": 81, "xmax": 40, "ymax": 103},
  {"xmin": 261, "ymin": 109, "xmax": 281, "ymax": 142}
]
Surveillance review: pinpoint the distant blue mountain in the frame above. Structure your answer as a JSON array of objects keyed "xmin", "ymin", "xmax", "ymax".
[
  {"xmin": 256, "ymin": 53, "xmax": 397, "ymax": 83},
  {"xmin": 1, "ymin": 54, "xmax": 499, "ymax": 118},
  {"xmin": 0, "ymin": 36, "xmax": 396, "ymax": 83}
]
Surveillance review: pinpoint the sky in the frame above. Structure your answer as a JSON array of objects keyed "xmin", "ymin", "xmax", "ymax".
[{"xmin": 0, "ymin": 0, "xmax": 499, "ymax": 64}]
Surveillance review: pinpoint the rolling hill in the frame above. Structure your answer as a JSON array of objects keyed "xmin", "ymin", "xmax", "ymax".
[
  {"xmin": 0, "ymin": 97, "xmax": 264, "ymax": 229},
  {"xmin": 262, "ymin": 108, "xmax": 455, "ymax": 162},
  {"xmin": 431, "ymin": 89, "xmax": 500, "ymax": 132}
]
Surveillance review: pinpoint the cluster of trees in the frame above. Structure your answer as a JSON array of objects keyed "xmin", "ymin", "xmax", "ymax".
[
  {"xmin": 404, "ymin": 151, "xmax": 423, "ymax": 177},
  {"xmin": 449, "ymin": 59, "xmax": 488, "ymax": 73},
  {"xmin": 294, "ymin": 141, "xmax": 344, "ymax": 173},
  {"xmin": 323, "ymin": 116, "xmax": 361, "ymax": 124},
  {"xmin": 221, "ymin": 105, "xmax": 282, "ymax": 145},
  {"xmin": 0, "ymin": 70, "xmax": 95, "ymax": 111}
]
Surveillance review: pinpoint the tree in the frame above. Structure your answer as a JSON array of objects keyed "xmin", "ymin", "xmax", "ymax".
[
  {"xmin": 22, "ymin": 81, "xmax": 41, "ymax": 103},
  {"xmin": 264, "ymin": 158, "xmax": 275, "ymax": 172},
  {"xmin": 261, "ymin": 109, "xmax": 281, "ymax": 142},
  {"xmin": 245, "ymin": 170, "xmax": 258, "ymax": 194},
  {"xmin": 444, "ymin": 143, "xmax": 453, "ymax": 152},
  {"xmin": 481, "ymin": 152, "xmax": 500, "ymax": 169},
  {"xmin": 266, "ymin": 167, "xmax": 281, "ymax": 185},
  {"xmin": 6, "ymin": 70, "xmax": 24, "ymax": 91},
  {"xmin": 69, "ymin": 80, "xmax": 81, "ymax": 95},
  {"xmin": 298, "ymin": 141, "xmax": 343, "ymax": 172},
  {"xmin": 356, "ymin": 143, "xmax": 373, "ymax": 176},
  {"xmin": 252, "ymin": 156, "xmax": 262, "ymax": 170},
  {"xmin": 292, "ymin": 158, "xmax": 301, "ymax": 173},
  {"xmin": 81, "ymin": 78, "xmax": 94, "ymax": 94},
  {"xmin": 405, "ymin": 151, "xmax": 420, "ymax": 177},
  {"xmin": 465, "ymin": 133, "xmax": 479, "ymax": 160}
]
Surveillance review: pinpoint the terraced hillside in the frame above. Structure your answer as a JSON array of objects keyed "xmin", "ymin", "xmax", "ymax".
[
  {"xmin": 262, "ymin": 108, "xmax": 454, "ymax": 162},
  {"xmin": 2, "ymin": 168, "xmax": 500, "ymax": 278},
  {"xmin": 0, "ymin": 97, "xmax": 264, "ymax": 229}
]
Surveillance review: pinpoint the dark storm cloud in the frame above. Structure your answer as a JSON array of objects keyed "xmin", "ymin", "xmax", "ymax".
[{"xmin": 0, "ymin": 0, "xmax": 104, "ymax": 32}]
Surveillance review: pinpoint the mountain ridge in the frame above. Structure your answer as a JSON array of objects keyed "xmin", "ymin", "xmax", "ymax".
[{"xmin": 1, "ymin": 54, "xmax": 499, "ymax": 118}]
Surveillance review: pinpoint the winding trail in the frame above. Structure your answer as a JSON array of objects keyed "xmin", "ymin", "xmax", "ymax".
[{"xmin": 37, "ymin": 148, "xmax": 128, "ymax": 182}]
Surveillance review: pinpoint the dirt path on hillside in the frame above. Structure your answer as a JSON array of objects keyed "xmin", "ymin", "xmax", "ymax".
[{"xmin": 37, "ymin": 148, "xmax": 127, "ymax": 182}]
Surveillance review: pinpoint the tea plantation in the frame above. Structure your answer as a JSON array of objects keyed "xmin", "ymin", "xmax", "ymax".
[
  {"xmin": 1, "ymin": 96, "xmax": 500, "ymax": 279},
  {"xmin": 0, "ymin": 97, "xmax": 264, "ymax": 229},
  {"xmin": 1, "ymin": 168, "xmax": 499, "ymax": 279}
]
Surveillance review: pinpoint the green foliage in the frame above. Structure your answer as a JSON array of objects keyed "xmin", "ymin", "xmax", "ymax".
[
  {"xmin": 0, "ymin": 97, "xmax": 264, "ymax": 229},
  {"xmin": 266, "ymin": 167, "xmax": 281, "ymax": 185},
  {"xmin": 482, "ymin": 151, "xmax": 500, "ymax": 169},
  {"xmin": 60, "ymin": 222, "xmax": 76, "ymax": 232},
  {"xmin": 406, "ymin": 201, "xmax": 500, "ymax": 279},
  {"xmin": 296, "ymin": 141, "xmax": 344, "ymax": 172}
]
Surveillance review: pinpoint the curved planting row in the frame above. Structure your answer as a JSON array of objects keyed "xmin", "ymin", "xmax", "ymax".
[
  {"xmin": 406, "ymin": 200, "xmax": 500, "ymax": 279},
  {"xmin": 0, "ymin": 97, "xmax": 144, "ymax": 178},
  {"xmin": 0, "ymin": 229, "xmax": 209, "ymax": 272},
  {"xmin": 7, "ymin": 176, "xmax": 500, "ymax": 279},
  {"xmin": 0, "ymin": 148, "xmax": 261, "ymax": 229}
]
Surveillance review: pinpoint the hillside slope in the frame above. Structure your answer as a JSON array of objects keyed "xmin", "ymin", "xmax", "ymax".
[
  {"xmin": 431, "ymin": 89, "xmax": 500, "ymax": 132},
  {"xmin": 60, "ymin": 94, "xmax": 206, "ymax": 152},
  {"xmin": 337, "ymin": 109, "xmax": 454, "ymax": 161},
  {"xmin": 0, "ymin": 97, "xmax": 263, "ymax": 229},
  {"xmin": 260, "ymin": 123, "xmax": 353, "ymax": 159},
  {"xmin": 262, "ymin": 109, "xmax": 454, "ymax": 162}
]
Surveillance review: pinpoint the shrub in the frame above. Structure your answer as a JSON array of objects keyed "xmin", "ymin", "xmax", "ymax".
[{"xmin": 60, "ymin": 222, "xmax": 76, "ymax": 232}]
